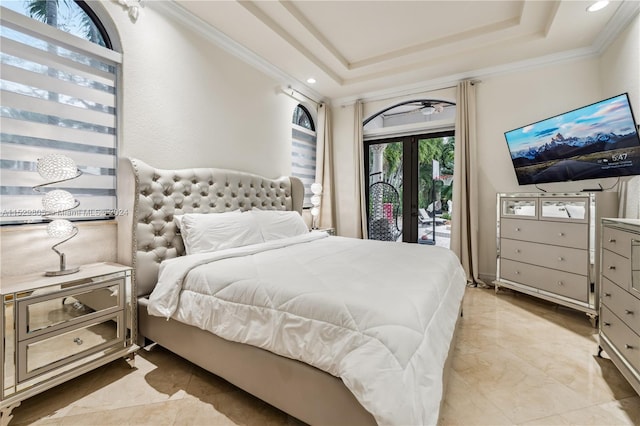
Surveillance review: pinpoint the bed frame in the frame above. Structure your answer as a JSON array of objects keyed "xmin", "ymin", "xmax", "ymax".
[{"xmin": 117, "ymin": 158, "xmax": 457, "ymax": 425}]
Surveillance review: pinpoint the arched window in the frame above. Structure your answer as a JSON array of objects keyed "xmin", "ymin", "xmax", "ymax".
[
  {"xmin": 1, "ymin": 1, "xmax": 121, "ymax": 224},
  {"xmin": 291, "ymin": 105, "xmax": 317, "ymax": 207}
]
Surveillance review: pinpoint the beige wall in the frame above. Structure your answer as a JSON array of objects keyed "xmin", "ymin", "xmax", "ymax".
[
  {"xmin": 599, "ymin": 14, "xmax": 640, "ymax": 219},
  {"xmin": 474, "ymin": 58, "xmax": 601, "ymax": 280},
  {"xmin": 1, "ymin": 2, "xmax": 300, "ymax": 277}
]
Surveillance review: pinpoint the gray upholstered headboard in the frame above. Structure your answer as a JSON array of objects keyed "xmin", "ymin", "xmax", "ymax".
[{"xmin": 117, "ymin": 158, "xmax": 304, "ymax": 297}]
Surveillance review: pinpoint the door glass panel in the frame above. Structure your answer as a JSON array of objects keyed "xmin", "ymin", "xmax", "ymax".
[
  {"xmin": 417, "ymin": 136, "xmax": 454, "ymax": 247},
  {"xmin": 368, "ymin": 141, "xmax": 403, "ymax": 241}
]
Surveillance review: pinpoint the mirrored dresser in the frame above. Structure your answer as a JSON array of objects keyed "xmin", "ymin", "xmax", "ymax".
[
  {"xmin": 1, "ymin": 262, "xmax": 137, "ymax": 425},
  {"xmin": 598, "ymin": 218, "xmax": 640, "ymax": 396},
  {"xmin": 494, "ymin": 192, "xmax": 618, "ymax": 324}
]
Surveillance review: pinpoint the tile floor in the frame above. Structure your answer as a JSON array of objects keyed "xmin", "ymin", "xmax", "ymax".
[{"xmin": 8, "ymin": 287, "xmax": 640, "ymax": 425}]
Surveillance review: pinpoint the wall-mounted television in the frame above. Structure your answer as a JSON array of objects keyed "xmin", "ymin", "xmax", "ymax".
[{"xmin": 504, "ymin": 93, "xmax": 640, "ymax": 186}]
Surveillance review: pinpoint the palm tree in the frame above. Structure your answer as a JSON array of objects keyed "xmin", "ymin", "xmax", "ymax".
[{"xmin": 27, "ymin": 0, "xmax": 104, "ymax": 45}]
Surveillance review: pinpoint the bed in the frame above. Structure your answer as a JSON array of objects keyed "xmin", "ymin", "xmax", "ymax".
[{"xmin": 117, "ymin": 158, "xmax": 466, "ymax": 426}]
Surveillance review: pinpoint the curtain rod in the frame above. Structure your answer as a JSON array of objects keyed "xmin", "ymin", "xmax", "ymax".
[
  {"xmin": 281, "ymin": 86, "xmax": 322, "ymax": 106},
  {"xmin": 337, "ymin": 79, "xmax": 481, "ymax": 107}
]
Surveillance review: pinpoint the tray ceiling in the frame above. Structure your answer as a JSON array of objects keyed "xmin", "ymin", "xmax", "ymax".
[{"xmin": 172, "ymin": 0, "xmax": 638, "ymax": 101}]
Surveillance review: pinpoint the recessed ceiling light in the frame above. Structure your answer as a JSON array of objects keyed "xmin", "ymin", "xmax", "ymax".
[
  {"xmin": 306, "ymin": 78, "xmax": 316, "ymax": 84},
  {"xmin": 587, "ymin": 1, "xmax": 609, "ymax": 12}
]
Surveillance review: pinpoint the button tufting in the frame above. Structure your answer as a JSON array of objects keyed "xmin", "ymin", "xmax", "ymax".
[
  {"xmin": 183, "ymin": 191, "xmax": 189, "ymax": 196},
  {"xmin": 208, "ymin": 180, "xmax": 213, "ymax": 185},
  {"xmin": 193, "ymin": 203, "xmax": 199, "ymax": 208},
  {"xmin": 173, "ymin": 176, "xmax": 179, "ymax": 182}
]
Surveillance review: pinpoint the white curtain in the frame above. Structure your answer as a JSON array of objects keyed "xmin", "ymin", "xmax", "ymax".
[
  {"xmin": 618, "ymin": 176, "xmax": 640, "ymax": 219},
  {"xmin": 354, "ymin": 100, "xmax": 368, "ymax": 238},
  {"xmin": 315, "ymin": 103, "xmax": 336, "ymax": 229},
  {"xmin": 450, "ymin": 81, "xmax": 485, "ymax": 286}
]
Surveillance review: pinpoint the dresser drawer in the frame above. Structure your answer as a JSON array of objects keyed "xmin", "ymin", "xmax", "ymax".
[
  {"xmin": 602, "ymin": 249, "xmax": 632, "ymax": 289},
  {"xmin": 500, "ymin": 259, "xmax": 588, "ymax": 302},
  {"xmin": 500, "ymin": 238, "xmax": 587, "ymax": 275},
  {"xmin": 600, "ymin": 306, "xmax": 640, "ymax": 374},
  {"xmin": 501, "ymin": 218, "xmax": 588, "ymax": 249},
  {"xmin": 601, "ymin": 277, "xmax": 640, "ymax": 331},
  {"xmin": 18, "ymin": 311, "xmax": 124, "ymax": 382},
  {"xmin": 602, "ymin": 226, "xmax": 633, "ymax": 259}
]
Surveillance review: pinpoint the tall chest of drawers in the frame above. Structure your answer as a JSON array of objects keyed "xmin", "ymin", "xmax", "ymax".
[
  {"xmin": 494, "ymin": 192, "xmax": 618, "ymax": 323},
  {"xmin": 599, "ymin": 218, "xmax": 640, "ymax": 395}
]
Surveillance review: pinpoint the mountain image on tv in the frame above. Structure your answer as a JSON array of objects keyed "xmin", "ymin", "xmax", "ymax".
[{"xmin": 504, "ymin": 94, "xmax": 640, "ymax": 185}]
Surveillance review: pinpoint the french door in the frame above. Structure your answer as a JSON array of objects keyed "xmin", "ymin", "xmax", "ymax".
[{"xmin": 365, "ymin": 131, "xmax": 454, "ymax": 246}]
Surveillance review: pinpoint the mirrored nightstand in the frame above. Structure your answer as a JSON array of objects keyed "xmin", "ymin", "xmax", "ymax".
[{"xmin": 1, "ymin": 262, "xmax": 138, "ymax": 425}]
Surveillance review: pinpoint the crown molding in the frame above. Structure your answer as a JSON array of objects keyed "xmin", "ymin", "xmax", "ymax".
[
  {"xmin": 150, "ymin": 0, "xmax": 636, "ymax": 107},
  {"xmin": 592, "ymin": 0, "xmax": 640, "ymax": 54},
  {"xmin": 149, "ymin": 0, "xmax": 325, "ymax": 103},
  {"xmin": 332, "ymin": 45, "xmax": 599, "ymax": 106}
]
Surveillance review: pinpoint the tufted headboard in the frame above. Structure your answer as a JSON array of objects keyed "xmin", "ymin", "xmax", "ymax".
[{"xmin": 117, "ymin": 158, "xmax": 304, "ymax": 297}]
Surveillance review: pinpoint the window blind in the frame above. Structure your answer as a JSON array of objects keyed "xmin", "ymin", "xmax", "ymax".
[
  {"xmin": 0, "ymin": 7, "xmax": 121, "ymax": 225},
  {"xmin": 291, "ymin": 125, "xmax": 317, "ymax": 207}
]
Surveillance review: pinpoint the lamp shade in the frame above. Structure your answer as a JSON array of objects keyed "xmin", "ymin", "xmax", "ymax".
[
  {"xmin": 42, "ymin": 190, "xmax": 76, "ymax": 213},
  {"xmin": 310, "ymin": 207, "xmax": 320, "ymax": 217},
  {"xmin": 37, "ymin": 154, "xmax": 79, "ymax": 181},
  {"xmin": 310, "ymin": 183, "xmax": 322, "ymax": 195},
  {"xmin": 46, "ymin": 219, "xmax": 75, "ymax": 239},
  {"xmin": 310, "ymin": 195, "xmax": 321, "ymax": 207}
]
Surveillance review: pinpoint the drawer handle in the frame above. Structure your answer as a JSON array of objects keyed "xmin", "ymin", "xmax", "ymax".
[
  {"xmin": 515, "ymin": 249, "xmax": 521, "ymax": 254},
  {"xmin": 625, "ymin": 310, "xmax": 634, "ymax": 315},
  {"xmin": 558, "ymin": 232, "xmax": 565, "ymax": 237},
  {"xmin": 515, "ymin": 271, "xmax": 520, "ymax": 275},
  {"xmin": 609, "ymin": 238, "xmax": 616, "ymax": 243},
  {"xmin": 603, "ymin": 322, "xmax": 611, "ymax": 327},
  {"xmin": 557, "ymin": 281, "xmax": 564, "ymax": 286},
  {"xmin": 625, "ymin": 344, "xmax": 635, "ymax": 350},
  {"xmin": 558, "ymin": 257, "xmax": 564, "ymax": 261},
  {"xmin": 603, "ymin": 292, "xmax": 611, "ymax": 297},
  {"xmin": 73, "ymin": 337, "xmax": 83, "ymax": 345},
  {"xmin": 608, "ymin": 266, "xmax": 616, "ymax": 270},
  {"xmin": 515, "ymin": 227, "xmax": 521, "ymax": 232}
]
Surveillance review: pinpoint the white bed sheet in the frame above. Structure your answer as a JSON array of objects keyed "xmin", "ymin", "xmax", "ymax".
[{"xmin": 148, "ymin": 233, "xmax": 466, "ymax": 425}]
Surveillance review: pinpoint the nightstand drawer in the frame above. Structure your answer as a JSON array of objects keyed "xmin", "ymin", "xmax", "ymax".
[
  {"xmin": 600, "ymin": 306, "xmax": 640, "ymax": 374},
  {"xmin": 17, "ymin": 278, "xmax": 124, "ymax": 341},
  {"xmin": 500, "ymin": 238, "xmax": 587, "ymax": 275},
  {"xmin": 18, "ymin": 311, "xmax": 124, "ymax": 382},
  {"xmin": 500, "ymin": 218, "xmax": 587, "ymax": 249},
  {"xmin": 602, "ymin": 249, "xmax": 631, "ymax": 289},
  {"xmin": 601, "ymin": 277, "xmax": 640, "ymax": 331}
]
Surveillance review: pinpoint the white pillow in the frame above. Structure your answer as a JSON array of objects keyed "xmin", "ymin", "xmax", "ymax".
[
  {"xmin": 173, "ymin": 212, "xmax": 240, "ymax": 232},
  {"xmin": 179, "ymin": 211, "xmax": 263, "ymax": 255},
  {"xmin": 249, "ymin": 209, "xmax": 309, "ymax": 241}
]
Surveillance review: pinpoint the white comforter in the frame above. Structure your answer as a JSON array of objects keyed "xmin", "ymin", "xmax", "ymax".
[{"xmin": 148, "ymin": 233, "xmax": 466, "ymax": 425}]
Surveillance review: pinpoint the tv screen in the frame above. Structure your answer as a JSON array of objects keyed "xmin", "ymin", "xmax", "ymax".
[{"xmin": 504, "ymin": 93, "xmax": 640, "ymax": 185}]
